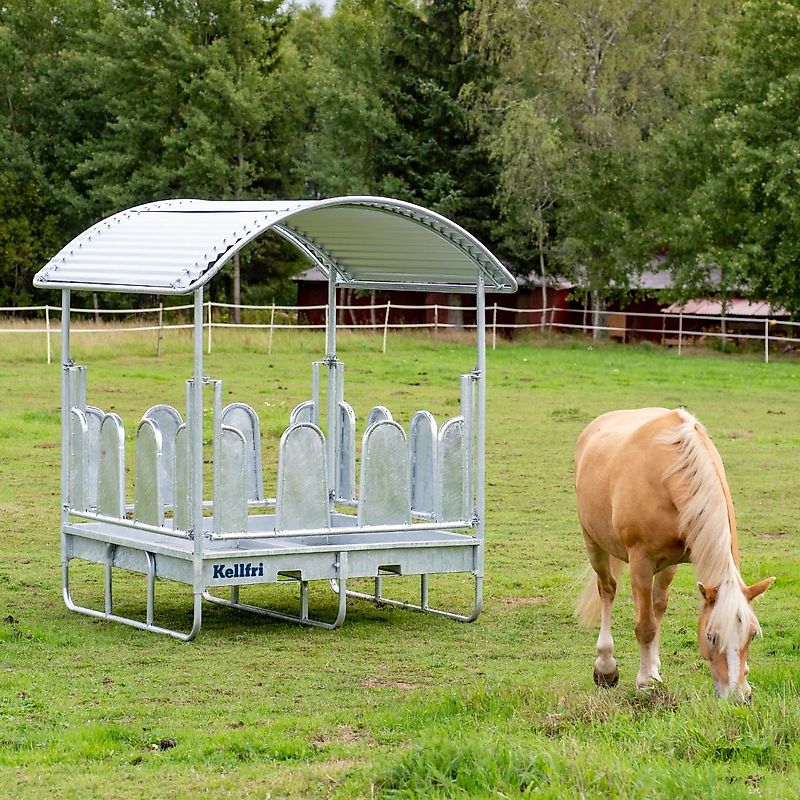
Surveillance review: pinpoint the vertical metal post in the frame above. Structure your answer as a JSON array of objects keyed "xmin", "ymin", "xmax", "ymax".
[
  {"xmin": 326, "ymin": 272, "xmax": 337, "ymax": 508},
  {"xmin": 434, "ymin": 303, "xmax": 439, "ymax": 343},
  {"xmin": 492, "ymin": 302, "xmax": 497, "ymax": 350},
  {"xmin": 678, "ymin": 312, "xmax": 683, "ymax": 356},
  {"xmin": 46, "ymin": 304, "xmax": 52, "ymax": 365},
  {"xmin": 473, "ymin": 275, "xmax": 486, "ymax": 618},
  {"xmin": 191, "ymin": 289, "xmax": 205, "ymax": 633},
  {"xmin": 60, "ymin": 290, "xmax": 71, "ymax": 540},
  {"xmin": 475, "ymin": 277, "xmax": 486, "ymax": 576},
  {"xmin": 212, "ymin": 380, "xmax": 223, "ymax": 534},
  {"xmin": 764, "ymin": 318, "xmax": 770, "ymax": 364},
  {"xmin": 104, "ymin": 544, "xmax": 114, "ymax": 614}
]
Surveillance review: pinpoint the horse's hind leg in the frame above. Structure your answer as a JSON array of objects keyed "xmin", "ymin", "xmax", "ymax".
[{"xmin": 586, "ymin": 542, "xmax": 620, "ymax": 688}]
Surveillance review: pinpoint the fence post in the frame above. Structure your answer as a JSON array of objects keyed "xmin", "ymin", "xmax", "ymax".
[
  {"xmin": 156, "ymin": 303, "xmax": 164, "ymax": 357},
  {"xmin": 492, "ymin": 302, "xmax": 497, "ymax": 350},
  {"xmin": 268, "ymin": 302, "xmax": 276, "ymax": 355},
  {"xmin": 382, "ymin": 300, "xmax": 391, "ymax": 354},
  {"xmin": 678, "ymin": 312, "xmax": 683, "ymax": 356},
  {"xmin": 207, "ymin": 300, "xmax": 212, "ymax": 355},
  {"xmin": 764, "ymin": 318, "xmax": 770, "ymax": 364},
  {"xmin": 45, "ymin": 305, "xmax": 51, "ymax": 365},
  {"xmin": 434, "ymin": 304, "xmax": 439, "ymax": 343}
]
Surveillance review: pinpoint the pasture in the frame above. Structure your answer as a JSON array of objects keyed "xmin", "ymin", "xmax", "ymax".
[{"xmin": 0, "ymin": 329, "xmax": 798, "ymax": 799}]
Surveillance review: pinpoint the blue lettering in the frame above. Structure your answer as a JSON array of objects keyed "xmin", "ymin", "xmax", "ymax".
[{"xmin": 212, "ymin": 561, "xmax": 266, "ymax": 580}]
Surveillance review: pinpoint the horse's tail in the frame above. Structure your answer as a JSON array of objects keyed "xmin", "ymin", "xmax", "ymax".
[{"xmin": 575, "ymin": 557, "xmax": 626, "ymax": 627}]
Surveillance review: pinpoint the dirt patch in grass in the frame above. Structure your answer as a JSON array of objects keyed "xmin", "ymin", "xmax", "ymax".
[
  {"xmin": 496, "ymin": 595, "xmax": 548, "ymax": 607},
  {"xmin": 754, "ymin": 530, "xmax": 791, "ymax": 539},
  {"xmin": 362, "ymin": 678, "xmax": 420, "ymax": 690}
]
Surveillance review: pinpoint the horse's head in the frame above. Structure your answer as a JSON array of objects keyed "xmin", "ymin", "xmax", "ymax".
[{"xmin": 697, "ymin": 577, "xmax": 775, "ymax": 700}]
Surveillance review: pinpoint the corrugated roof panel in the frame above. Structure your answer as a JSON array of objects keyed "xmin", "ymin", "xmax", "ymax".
[{"xmin": 34, "ymin": 196, "xmax": 517, "ymax": 295}]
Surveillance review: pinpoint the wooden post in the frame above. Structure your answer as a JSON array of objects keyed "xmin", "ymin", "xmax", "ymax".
[
  {"xmin": 382, "ymin": 301, "xmax": 391, "ymax": 354},
  {"xmin": 207, "ymin": 300, "xmax": 212, "ymax": 355},
  {"xmin": 156, "ymin": 302, "xmax": 164, "ymax": 358},
  {"xmin": 268, "ymin": 303, "xmax": 276, "ymax": 355},
  {"xmin": 45, "ymin": 304, "xmax": 51, "ymax": 365}
]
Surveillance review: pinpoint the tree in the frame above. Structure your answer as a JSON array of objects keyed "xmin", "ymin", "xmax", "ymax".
[
  {"xmin": 487, "ymin": 103, "xmax": 573, "ymax": 327},
  {"xmin": 71, "ymin": 0, "xmax": 295, "ymax": 315},
  {"xmin": 470, "ymin": 0, "xmax": 734, "ymax": 329},
  {"xmin": 372, "ymin": 0, "xmax": 500, "ymax": 250},
  {"xmin": 650, "ymin": 0, "xmax": 800, "ymax": 317},
  {"xmin": 291, "ymin": 0, "xmax": 395, "ymax": 197},
  {"xmin": 0, "ymin": 0, "xmax": 108, "ymax": 304}
]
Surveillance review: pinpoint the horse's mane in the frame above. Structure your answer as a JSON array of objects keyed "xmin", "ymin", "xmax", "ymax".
[{"xmin": 660, "ymin": 409, "xmax": 760, "ymax": 652}]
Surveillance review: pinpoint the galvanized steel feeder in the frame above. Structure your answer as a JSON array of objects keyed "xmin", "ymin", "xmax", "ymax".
[{"xmin": 34, "ymin": 197, "xmax": 517, "ymax": 640}]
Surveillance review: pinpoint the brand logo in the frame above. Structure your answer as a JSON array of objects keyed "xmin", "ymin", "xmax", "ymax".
[{"xmin": 212, "ymin": 562, "xmax": 264, "ymax": 580}]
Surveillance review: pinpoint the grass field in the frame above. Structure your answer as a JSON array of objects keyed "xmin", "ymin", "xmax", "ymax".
[{"xmin": 0, "ymin": 328, "xmax": 798, "ymax": 799}]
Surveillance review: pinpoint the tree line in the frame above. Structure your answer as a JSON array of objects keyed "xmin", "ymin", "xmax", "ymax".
[{"xmin": 2, "ymin": 0, "xmax": 799, "ymax": 317}]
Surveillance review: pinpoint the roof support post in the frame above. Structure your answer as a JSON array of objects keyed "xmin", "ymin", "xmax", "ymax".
[
  {"xmin": 326, "ymin": 268, "xmax": 337, "ymax": 507},
  {"xmin": 60, "ymin": 289, "xmax": 71, "ymax": 550},
  {"xmin": 189, "ymin": 288, "xmax": 205, "ymax": 637},
  {"xmin": 475, "ymin": 277, "xmax": 486, "ymax": 573}
]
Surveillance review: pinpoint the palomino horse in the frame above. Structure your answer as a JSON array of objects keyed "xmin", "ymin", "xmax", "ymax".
[{"xmin": 575, "ymin": 408, "xmax": 774, "ymax": 699}]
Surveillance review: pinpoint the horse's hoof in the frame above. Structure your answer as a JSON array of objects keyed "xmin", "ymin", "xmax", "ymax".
[{"xmin": 593, "ymin": 668, "xmax": 619, "ymax": 688}]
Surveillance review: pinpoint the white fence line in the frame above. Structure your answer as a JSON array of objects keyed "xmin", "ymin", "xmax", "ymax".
[{"xmin": 1, "ymin": 302, "xmax": 798, "ymax": 364}]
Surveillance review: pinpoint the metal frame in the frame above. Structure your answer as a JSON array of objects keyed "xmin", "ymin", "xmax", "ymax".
[{"xmin": 48, "ymin": 200, "xmax": 505, "ymax": 641}]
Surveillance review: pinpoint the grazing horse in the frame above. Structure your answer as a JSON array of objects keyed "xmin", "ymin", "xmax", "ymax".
[{"xmin": 574, "ymin": 407, "xmax": 774, "ymax": 699}]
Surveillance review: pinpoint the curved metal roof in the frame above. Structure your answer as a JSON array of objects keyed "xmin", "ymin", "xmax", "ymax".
[{"xmin": 33, "ymin": 196, "xmax": 517, "ymax": 295}]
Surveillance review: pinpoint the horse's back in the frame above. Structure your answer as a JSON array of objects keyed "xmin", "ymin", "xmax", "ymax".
[{"xmin": 575, "ymin": 407, "xmax": 687, "ymax": 560}]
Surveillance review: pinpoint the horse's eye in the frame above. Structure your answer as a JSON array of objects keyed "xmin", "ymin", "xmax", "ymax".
[{"xmin": 706, "ymin": 632, "xmax": 718, "ymax": 647}]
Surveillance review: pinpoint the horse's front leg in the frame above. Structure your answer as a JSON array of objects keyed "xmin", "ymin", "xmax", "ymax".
[
  {"xmin": 629, "ymin": 551, "xmax": 659, "ymax": 689},
  {"xmin": 650, "ymin": 565, "xmax": 678, "ymax": 683}
]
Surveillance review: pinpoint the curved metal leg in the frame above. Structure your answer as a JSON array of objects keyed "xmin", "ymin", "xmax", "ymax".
[
  {"xmin": 334, "ymin": 572, "xmax": 483, "ymax": 623},
  {"xmin": 62, "ymin": 555, "xmax": 201, "ymax": 642},
  {"xmin": 202, "ymin": 552, "xmax": 349, "ymax": 630}
]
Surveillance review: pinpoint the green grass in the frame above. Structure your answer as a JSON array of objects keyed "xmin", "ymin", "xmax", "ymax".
[{"xmin": 0, "ymin": 328, "xmax": 798, "ymax": 799}]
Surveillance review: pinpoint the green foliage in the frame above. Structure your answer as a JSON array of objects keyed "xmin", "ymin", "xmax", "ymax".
[
  {"xmin": 291, "ymin": 0, "xmax": 396, "ymax": 197},
  {"xmin": 3, "ymin": 0, "xmax": 800, "ymax": 319},
  {"xmin": 470, "ymin": 0, "xmax": 735, "ymax": 305},
  {"xmin": 650, "ymin": 0, "xmax": 800, "ymax": 315},
  {"xmin": 371, "ymin": 0, "xmax": 500, "ymax": 249}
]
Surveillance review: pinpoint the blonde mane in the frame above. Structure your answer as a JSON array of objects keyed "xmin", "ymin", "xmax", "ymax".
[{"xmin": 661, "ymin": 409, "xmax": 760, "ymax": 653}]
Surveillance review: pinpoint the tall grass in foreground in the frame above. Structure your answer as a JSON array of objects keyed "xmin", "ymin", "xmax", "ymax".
[{"xmin": 0, "ymin": 331, "xmax": 797, "ymax": 799}]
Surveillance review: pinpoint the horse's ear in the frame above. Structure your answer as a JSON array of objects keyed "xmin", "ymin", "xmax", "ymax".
[
  {"xmin": 697, "ymin": 582, "xmax": 718, "ymax": 603},
  {"xmin": 744, "ymin": 576, "xmax": 776, "ymax": 602}
]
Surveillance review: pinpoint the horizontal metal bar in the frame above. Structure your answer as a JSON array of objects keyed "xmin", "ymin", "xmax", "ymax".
[
  {"xmin": 210, "ymin": 519, "xmax": 475, "ymax": 541},
  {"xmin": 68, "ymin": 509, "xmax": 192, "ymax": 539}
]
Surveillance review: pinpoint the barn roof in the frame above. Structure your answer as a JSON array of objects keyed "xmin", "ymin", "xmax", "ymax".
[
  {"xmin": 663, "ymin": 298, "xmax": 788, "ymax": 317},
  {"xmin": 33, "ymin": 197, "xmax": 517, "ymax": 296}
]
